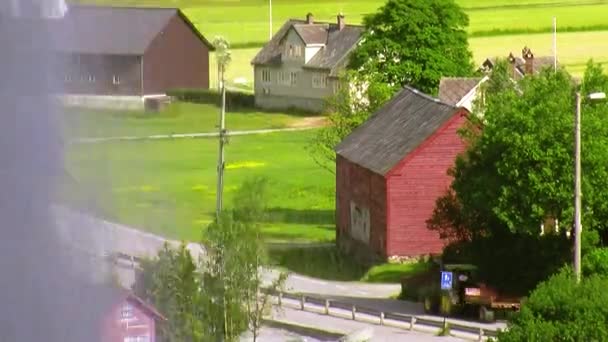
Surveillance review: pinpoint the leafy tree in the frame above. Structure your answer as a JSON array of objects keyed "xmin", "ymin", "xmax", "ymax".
[
  {"xmin": 349, "ymin": 0, "xmax": 474, "ymax": 95},
  {"xmin": 133, "ymin": 244, "xmax": 206, "ymax": 342},
  {"xmin": 308, "ymin": 71, "xmax": 394, "ymax": 172},
  {"xmin": 430, "ymin": 60, "xmax": 608, "ymax": 240},
  {"xmin": 498, "ymin": 267, "xmax": 608, "ymax": 341},
  {"xmin": 429, "ymin": 60, "xmax": 608, "ymax": 294}
]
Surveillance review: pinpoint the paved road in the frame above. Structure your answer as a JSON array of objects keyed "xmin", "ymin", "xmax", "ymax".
[
  {"xmin": 52, "ymin": 206, "xmax": 506, "ymax": 334},
  {"xmin": 269, "ymin": 305, "xmax": 469, "ymax": 342},
  {"xmin": 69, "ymin": 127, "xmax": 317, "ymax": 144}
]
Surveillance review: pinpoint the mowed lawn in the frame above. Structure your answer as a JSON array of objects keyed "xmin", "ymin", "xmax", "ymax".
[
  {"xmin": 63, "ymin": 129, "xmax": 335, "ymax": 243},
  {"xmin": 62, "ymin": 101, "xmax": 309, "ymax": 138}
]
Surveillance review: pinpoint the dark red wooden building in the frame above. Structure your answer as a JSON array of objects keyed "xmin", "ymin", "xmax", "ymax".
[
  {"xmin": 335, "ymin": 86, "xmax": 469, "ymax": 260},
  {"xmin": 55, "ymin": 5, "xmax": 213, "ymax": 96},
  {"xmin": 101, "ymin": 290, "xmax": 166, "ymax": 342}
]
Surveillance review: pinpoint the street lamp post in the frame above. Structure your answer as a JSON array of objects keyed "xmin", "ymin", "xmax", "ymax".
[{"xmin": 574, "ymin": 91, "xmax": 606, "ymax": 283}]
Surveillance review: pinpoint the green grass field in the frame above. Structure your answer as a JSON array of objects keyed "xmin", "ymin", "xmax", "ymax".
[
  {"xmin": 62, "ymin": 102, "xmax": 311, "ymax": 138},
  {"xmin": 63, "ymin": 129, "xmax": 335, "ymax": 242}
]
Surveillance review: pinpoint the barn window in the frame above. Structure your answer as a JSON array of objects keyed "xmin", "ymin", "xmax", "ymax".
[
  {"xmin": 113, "ymin": 75, "xmax": 121, "ymax": 85},
  {"xmin": 124, "ymin": 337, "xmax": 149, "ymax": 342},
  {"xmin": 88, "ymin": 75, "xmax": 96, "ymax": 83},
  {"xmin": 64, "ymin": 75, "xmax": 72, "ymax": 83},
  {"xmin": 349, "ymin": 201, "xmax": 370, "ymax": 244},
  {"xmin": 120, "ymin": 303, "xmax": 134, "ymax": 319}
]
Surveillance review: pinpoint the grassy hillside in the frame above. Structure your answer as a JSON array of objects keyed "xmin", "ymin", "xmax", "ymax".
[{"xmin": 64, "ymin": 130, "xmax": 335, "ymax": 243}]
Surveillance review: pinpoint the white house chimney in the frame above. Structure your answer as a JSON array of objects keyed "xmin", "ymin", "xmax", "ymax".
[
  {"xmin": 306, "ymin": 12, "xmax": 314, "ymax": 24},
  {"xmin": 337, "ymin": 13, "xmax": 345, "ymax": 30}
]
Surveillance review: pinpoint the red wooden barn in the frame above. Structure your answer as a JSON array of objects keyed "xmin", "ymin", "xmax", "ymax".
[
  {"xmin": 101, "ymin": 290, "xmax": 166, "ymax": 342},
  {"xmin": 335, "ymin": 86, "xmax": 469, "ymax": 261}
]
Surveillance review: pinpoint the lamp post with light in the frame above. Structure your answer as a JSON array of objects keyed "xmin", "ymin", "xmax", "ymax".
[{"xmin": 573, "ymin": 91, "xmax": 606, "ymax": 283}]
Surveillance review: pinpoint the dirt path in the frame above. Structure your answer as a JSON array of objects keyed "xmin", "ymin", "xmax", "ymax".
[{"xmin": 288, "ymin": 116, "xmax": 328, "ymax": 128}]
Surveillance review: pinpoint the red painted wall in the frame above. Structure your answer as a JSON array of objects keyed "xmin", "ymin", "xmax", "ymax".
[
  {"xmin": 336, "ymin": 154, "xmax": 387, "ymax": 258},
  {"xmin": 385, "ymin": 110, "xmax": 468, "ymax": 257},
  {"xmin": 101, "ymin": 297, "xmax": 157, "ymax": 342},
  {"xmin": 144, "ymin": 13, "xmax": 210, "ymax": 95}
]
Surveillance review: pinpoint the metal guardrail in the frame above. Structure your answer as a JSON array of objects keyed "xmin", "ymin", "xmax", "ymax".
[
  {"xmin": 262, "ymin": 288, "xmax": 500, "ymax": 340},
  {"xmin": 105, "ymin": 252, "xmax": 500, "ymax": 339}
]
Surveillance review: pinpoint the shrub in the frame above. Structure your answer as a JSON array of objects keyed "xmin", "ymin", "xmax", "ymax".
[
  {"xmin": 583, "ymin": 247, "xmax": 608, "ymax": 277},
  {"xmin": 232, "ymin": 176, "xmax": 270, "ymax": 223},
  {"xmin": 167, "ymin": 88, "xmax": 255, "ymax": 109},
  {"xmin": 498, "ymin": 268, "xmax": 608, "ymax": 341}
]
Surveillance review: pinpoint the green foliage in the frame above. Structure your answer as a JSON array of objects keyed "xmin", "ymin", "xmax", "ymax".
[
  {"xmin": 430, "ymin": 60, "xmax": 608, "ymax": 239},
  {"xmin": 232, "ymin": 175, "xmax": 270, "ymax": 223},
  {"xmin": 133, "ymin": 243, "xmax": 206, "ymax": 342},
  {"xmin": 308, "ymin": 71, "xmax": 395, "ymax": 172},
  {"xmin": 167, "ymin": 88, "xmax": 255, "ymax": 109},
  {"xmin": 582, "ymin": 247, "xmax": 608, "ymax": 277},
  {"xmin": 498, "ymin": 268, "xmax": 608, "ymax": 341},
  {"xmin": 349, "ymin": 0, "xmax": 475, "ymax": 95}
]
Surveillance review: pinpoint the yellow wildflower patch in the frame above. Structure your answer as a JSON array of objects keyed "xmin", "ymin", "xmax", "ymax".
[
  {"xmin": 225, "ymin": 161, "xmax": 266, "ymax": 170},
  {"xmin": 192, "ymin": 184, "xmax": 207, "ymax": 192}
]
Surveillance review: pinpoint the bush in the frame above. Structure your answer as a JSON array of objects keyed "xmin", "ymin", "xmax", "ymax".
[
  {"xmin": 583, "ymin": 247, "xmax": 608, "ymax": 277},
  {"xmin": 232, "ymin": 176, "xmax": 270, "ymax": 223},
  {"xmin": 498, "ymin": 268, "xmax": 608, "ymax": 341},
  {"xmin": 443, "ymin": 232, "xmax": 571, "ymax": 297},
  {"xmin": 167, "ymin": 88, "xmax": 255, "ymax": 109}
]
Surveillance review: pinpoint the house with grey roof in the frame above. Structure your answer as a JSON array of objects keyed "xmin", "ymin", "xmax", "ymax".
[
  {"xmin": 251, "ymin": 13, "xmax": 363, "ymax": 112},
  {"xmin": 335, "ymin": 86, "xmax": 470, "ymax": 260},
  {"xmin": 438, "ymin": 76, "xmax": 488, "ymax": 112},
  {"xmin": 480, "ymin": 46, "xmax": 557, "ymax": 80},
  {"xmin": 54, "ymin": 5, "xmax": 213, "ymax": 108}
]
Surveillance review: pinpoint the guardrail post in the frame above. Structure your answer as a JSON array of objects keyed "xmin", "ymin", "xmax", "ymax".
[
  {"xmin": 478, "ymin": 328, "xmax": 484, "ymax": 341},
  {"xmin": 351, "ymin": 305, "xmax": 356, "ymax": 320},
  {"xmin": 410, "ymin": 316, "xmax": 416, "ymax": 331},
  {"xmin": 300, "ymin": 295, "xmax": 305, "ymax": 310},
  {"xmin": 324, "ymin": 299, "xmax": 330, "ymax": 315},
  {"xmin": 278, "ymin": 291, "xmax": 282, "ymax": 307},
  {"xmin": 379, "ymin": 312, "xmax": 385, "ymax": 325}
]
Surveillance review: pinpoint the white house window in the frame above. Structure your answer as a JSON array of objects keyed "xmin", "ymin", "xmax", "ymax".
[
  {"xmin": 88, "ymin": 75, "xmax": 96, "ymax": 83},
  {"xmin": 261, "ymin": 69, "xmax": 271, "ymax": 84},
  {"xmin": 290, "ymin": 71, "xmax": 298, "ymax": 86},
  {"xmin": 278, "ymin": 71, "xmax": 290, "ymax": 85},
  {"xmin": 120, "ymin": 303, "xmax": 134, "ymax": 319},
  {"xmin": 64, "ymin": 75, "xmax": 72, "ymax": 83},
  {"xmin": 113, "ymin": 75, "xmax": 121, "ymax": 85},
  {"xmin": 312, "ymin": 73, "xmax": 327, "ymax": 88},
  {"xmin": 287, "ymin": 44, "xmax": 302, "ymax": 58}
]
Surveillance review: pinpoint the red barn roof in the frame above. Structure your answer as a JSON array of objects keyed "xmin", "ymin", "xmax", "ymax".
[{"xmin": 335, "ymin": 86, "xmax": 463, "ymax": 175}]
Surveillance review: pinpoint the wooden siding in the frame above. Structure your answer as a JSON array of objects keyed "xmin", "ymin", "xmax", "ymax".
[
  {"xmin": 143, "ymin": 13, "xmax": 210, "ymax": 95},
  {"xmin": 101, "ymin": 297, "xmax": 157, "ymax": 342},
  {"xmin": 385, "ymin": 110, "xmax": 468, "ymax": 257},
  {"xmin": 61, "ymin": 54, "xmax": 142, "ymax": 96},
  {"xmin": 336, "ymin": 154, "xmax": 387, "ymax": 259}
]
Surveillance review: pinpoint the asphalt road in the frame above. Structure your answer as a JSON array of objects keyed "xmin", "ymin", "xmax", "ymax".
[{"xmin": 52, "ymin": 206, "xmax": 507, "ymax": 334}]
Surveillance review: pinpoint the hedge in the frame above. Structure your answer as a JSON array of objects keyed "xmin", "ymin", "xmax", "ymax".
[{"xmin": 167, "ymin": 88, "xmax": 255, "ymax": 109}]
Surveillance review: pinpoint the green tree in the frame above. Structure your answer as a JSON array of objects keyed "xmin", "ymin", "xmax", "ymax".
[
  {"xmin": 133, "ymin": 244, "xmax": 206, "ymax": 342},
  {"xmin": 430, "ymin": 60, "xmax": 608, "ymax": 239},
  {"xmin": 429, "ymin": 60, "xmax": 608, "ymax": 294},
  {"xmin": 349, "ymin": 0, "xmax": 474, "ymax": 95},
  {"xmin": 308, "ymin": 71, "xmax": 394, "ymax": 172},
  {"xmin": 498, "ymin": 267, "xmax": 608, "ymax": 341}
]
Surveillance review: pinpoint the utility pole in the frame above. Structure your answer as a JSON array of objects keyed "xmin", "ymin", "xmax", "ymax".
[
  {"xmin": 574, "ymin": 91, "xmax": 582, "ymax": 283},
  {"xmin": 553, "ymin": 17, "xmax": 557, "ymax": 72},
  {"xmin": 269, "ymin": 0, "xmax": 273, "ymax": 40},
  {"xmin": 212, "ymin": 36, "xmax": 231, "ymax": 220}
]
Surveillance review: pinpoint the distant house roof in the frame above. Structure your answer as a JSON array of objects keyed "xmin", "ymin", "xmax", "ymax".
[
  {"xmin": 438, "ymin": 77, "xmax": 483, "ymax": 106},
  {"xmin": 335, "ymin": 86, "xmax": 464, "ymax": 175},
  {"xmin": 480, "ymin": 47, "xmax": 556, "ymax": 79},
  {"xmin": 251, "ymin": 15, "xmax": 363, "ymax": 76},
  {"xmin": 54, "ymin": 5, "xmax": 213, "ymax": 55}
]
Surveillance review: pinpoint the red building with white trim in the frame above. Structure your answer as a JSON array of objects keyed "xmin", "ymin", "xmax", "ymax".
[{"xmin": 335, "ymin": 86, "xmax": 469, "ymax": 261}]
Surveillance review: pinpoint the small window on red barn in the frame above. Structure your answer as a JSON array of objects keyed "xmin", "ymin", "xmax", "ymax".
[
  {"xmin": 120, "ymin": 303, "xmax": 134, "ymax": 319},
  {"xmin": 113, "ymin": 75, "xmax": 121, "ymax": 85}
]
